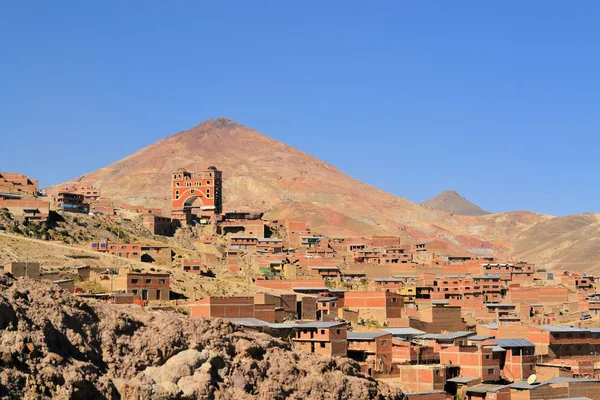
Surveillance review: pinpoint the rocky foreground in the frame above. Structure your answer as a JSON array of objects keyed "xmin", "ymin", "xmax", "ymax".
[{"xmin": 0, "ymin": 273, "xmax": 402, "ymax": 400}]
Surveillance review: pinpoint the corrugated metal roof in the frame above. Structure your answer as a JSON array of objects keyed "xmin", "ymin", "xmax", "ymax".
[
  {"xmin": 484, "ymin": 303, "xmax": 515, "ymax": 308},
  {"xmin": 382, "ymin": 328, "xmax": 425, "ymax": 336},
  {"xmin": 228, "ymin": 318, "xmax": 270, "ymax": 327},
  {"xmin": 481, "ymin": 323, "xmax": 499, "ymax": 329},
  {"xmin": 296, "ymin": 321, "xmax": 346, "ymax": 329},
  {"xmin": 467, "ymin": 384, "xmax": 509, "ymax": 393},
  {"xmin": 536, "ymin": 325, "xmax": 588, "ymax": 333},
  {"xmin": 491, "ymin": 338, "xmax": 534, "ymax": 348},
  {"xmin": 468, "ymin": 335, "xmax": 494, "ymax": 341},
  {"xmin": 347, "ymin": 332, "xmax": 390, "ymax": 340},
  {"xmin": 316, "ymin": 297, "xmax": 338, "ymax": 302},
  {"xmin": 419, "ymin": 331, "xmax": 475, "ymax": 341},
  {"xmin": 511, "ymin": 377, "xmax": 600, "ymax": 390},
  {"xmin": 268, "ymin": 323, "xmax": 299, "ymax": 329},
  {"xmin": 447, "ymin": 376, "xmax": 479, "ymax": 384}
]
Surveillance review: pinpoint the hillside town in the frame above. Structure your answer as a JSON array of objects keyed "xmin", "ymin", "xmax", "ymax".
[{"xmin": 2, "ymin": 167, "xmax": 600, "ymax": 400}]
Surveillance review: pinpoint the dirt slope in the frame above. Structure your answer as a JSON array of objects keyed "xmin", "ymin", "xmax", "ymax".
[
  {"xmin": 0, "ymin": 273, "xmax": 401, "ymax": 399},
  {"xmin": 47, "ymin": 117, "xmax": 600, "ymax": 271},
  {"xmin": 422, "ymin": 190, "xmax": 490, "ymax": 216},
  {"xmin": 512, "ymin": 213, "xmax": 600, "ymax": 273}
]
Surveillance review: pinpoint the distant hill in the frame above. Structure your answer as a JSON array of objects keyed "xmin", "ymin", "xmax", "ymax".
[
  {"xmin": 422, "ymin": 190, "xmax": 490, "ymax": 216},
  {"xmin": 47, "ymin": 117, "xmax": 600, "ymax": 272}
]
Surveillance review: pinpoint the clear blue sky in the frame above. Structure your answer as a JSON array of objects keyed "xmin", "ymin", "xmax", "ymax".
[{"xmin": 1, "ymin": 1, "xmax": 598, "ymax": 216}]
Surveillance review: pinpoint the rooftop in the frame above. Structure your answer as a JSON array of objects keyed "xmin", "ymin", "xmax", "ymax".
[
  {"xmin": 382, "ymin": 328, "xmax": 426, "ymax": 336},
  {"xmin": 418, "ymin": 331, "xmax": 475, "ymax": 341},
  {"xmin": 347, "ymin": 332, "xmax": 390, "ymax": 341},
  {"xmin": 296, "ymin": 321, "xmax": 346, "ymax": 329},
  {"xmin": 491, "ymin": 338, "xmax": 534, "ymax": 348},
  {"xmin": 228, "ymin": 318, "xmax": 270, "ymax": 328},
  {"xmin": 466, "ymin": 384, "xmax": 509, "ymax": 394},
  {"xmin": 316, "ymin": 297, "xmax": 338, "ymax": 302}
]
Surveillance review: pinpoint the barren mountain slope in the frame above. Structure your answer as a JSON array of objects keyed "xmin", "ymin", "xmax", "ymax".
[
  {"xmin": 0, "ymin": 273, "xmax": 401, "ymax": 399},
  {"xmin": 512, "ymin": 213, "xmax": 600, "ymax": 273},
  {"xmin": 422, "ymin": 190, "xmax": 490, "ymax": 216},
  {"xmin": 48, "ymin": 117, "xmax": 600, "ymax": 270}
]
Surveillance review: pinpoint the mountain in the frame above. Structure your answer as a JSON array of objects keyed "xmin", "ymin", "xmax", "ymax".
[
  {"xmin": 511, "ymin": 213, "xmax": 600, "ymax": 274},
  {"xmin": 422, "ymin": 190, "xmax": 490, "ymax": 216},
  {"xmin": 48, "ymin": 117, "xmax": 599, "ymax": 272}
]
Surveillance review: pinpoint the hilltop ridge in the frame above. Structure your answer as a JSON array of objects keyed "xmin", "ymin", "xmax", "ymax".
[{"xmin": 422, "ymin": 190, "xmax": 490, "ymax": 216}]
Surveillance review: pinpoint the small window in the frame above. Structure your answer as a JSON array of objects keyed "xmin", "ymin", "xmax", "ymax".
[
  {"xmin": 320, "ymin": 342, "xmax": 326, "ymax": 348},
  {"xmin": 206, "ymin": 181, "xmax": 211, "ymax": 185},
  {"xmin": 191, "ymin": 189, "xmax": 195, "ymax": 194},
  {"xmin": 488, "ymin": 368, "xmax": 494, "ymax": 374},
  {"xmin": 392, "ymin": 298, "xmax": 397, "ymax": 303},
  {"xmin": 131, "ymin": 279, "xmax": 139, "ymax": 284},
  {"xmin": 145, "ymin": 279, "xmax": 152, "ymax": 284},
  {"xmin": 320, "ymin": 329, "xmax": 325, "ymax": 334},
  {"xmin": 337, "ymin": 329, "xmax": 341, "ymax": 334},
  {"xmin": 159, "ymin": 279, "xmax": 165, "ymax": 284},
  {"xmin": 381, "ymin": 340, "xmax": 388, "ymax": 346},
  {"xmin": 486, "ymin": 354, "xmax": 490, "ymax": 359}
]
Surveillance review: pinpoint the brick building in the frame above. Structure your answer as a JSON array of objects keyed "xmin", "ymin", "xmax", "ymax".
[
  {"xmin": 53, "ymin": 192, "xmax": 90, "ymax": 214},
  {"xmin": 171, "ymin": 167, "xmax": 222, "ymax": 224},
  {"xmin": 3, "ymin": 261, "xmax": 40, "ymax": 278},
  {"xmin": 293, "ymin": 321, "xmax": 347, "ymax": 357},
  {"xmin": 347, "ymin": 331, "xmax": 393, "ymax": 376},
  {"xmin": 89, "ymin": 241, "xmax": 172, "ymax": 264},
  {"xmin": 0, "ymin": 198, "xmax": 50, "ymax": 223},
  {"xmin": 0, "ymin": 172, "xmax": 38, "ymax": 195},
  {"xmin": 143, "ymin": 215, "xmax": 175, "ymax": 236},
  {"xmin": 61, "ymin": 186, "xmax": 101, "ymax": 202},
  {"xmin": 96, "ymin": 272, "xmax": 170, "ymax": 301},
  {"xmin": 344, "ymin": 291, "xmax": 404, "ymax": 324}
]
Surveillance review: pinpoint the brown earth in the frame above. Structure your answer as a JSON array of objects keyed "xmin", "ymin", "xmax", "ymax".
[
  {"xmin": 421, "ymin": 190, "xmax": 490, "ymax": 216},
  {"xmin": 0, "ymin": 273, "xmax": 401, "ymax": 399},
  {"xmin": 48, "ymin": 117, "xmax": 600, "ymax": 272}
]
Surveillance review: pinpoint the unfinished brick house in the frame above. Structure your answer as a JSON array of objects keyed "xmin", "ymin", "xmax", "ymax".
[
  {"xmin": 53, "ymin": 192, "xmax": 90, "ymax": 214},
  {"xmin": 217, "ymin": 211, "xmax": 265, "ymax": 238},
  {"xmin": 490, "ymin": 338, "xmax": 536, "ymax": 381},
  {"xmin": 316, "ymin": 296, "xmax": 339, "ymax": 321},
  {"xmin": 61, "ymin": 186, "xmax": 101, "ymax": 202},
  {"xmin": 415, "ymin": 302, "xmax": 466, "ymax": 333},
  {"xmin": 189, "ymin": 295, "xmax": 285, "ymax": 323},
  {"xmin": 343, "ymin": 291, "xmax": 404, "ymax": 324},
  {"xmin": 189, "ymin": 296, "xmax": 255, "ymax": 319},
  {"xmin": 439, "ymin": 344, "xmax": 501, "ymax": 381},
  {"xmin": 0, "ymin": 198, "xmax": 50, "ymax": 223},
  {"xmin": 292, "ymin": 321, "xmax": 347, "ymax": 357},
  {"xmin": 143, "ymin": 215, "xmax": 175, "ymax": 236},
  {"xmin": 171, "ymin": 167, "xmax": 222, "ymax": 224},
  {"xmin": 347, "ymin": 331, "xmax": 393, "ymax": 376},
  {"xmin": 0, "ymin": 172, "xmax": 38, "ymax": 195},
  {"xmin": 528, "ymin": 325, "xmax": 600, "ymax": 359},
  {"xmin": 181, "ymin": 259, "xmax": 211, "ymax": 275},
  {"xmin": 96, "ymin": 272, "xmax": 170, "ymax": 301},
  {"xmin": 89, "ymin": 241, "xmax": 172, "ymax": 264},
  {"xmin": 3, "ymin": 261, "xmax": 40, "ymax": 278}
]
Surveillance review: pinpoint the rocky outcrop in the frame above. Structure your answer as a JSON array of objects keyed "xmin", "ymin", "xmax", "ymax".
[{"xmin": 0, "ymin": 273, "xmax": 401, "ymax": 399}]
